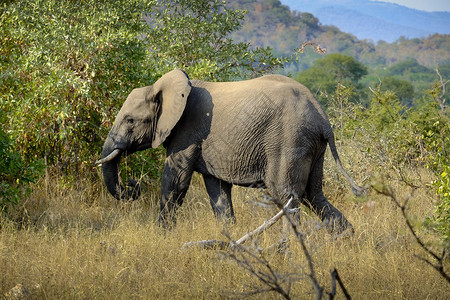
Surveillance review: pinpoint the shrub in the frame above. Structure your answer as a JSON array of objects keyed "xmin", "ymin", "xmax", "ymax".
[
  {"xmin": 0, "ymin": 113, "xmax": 44, "ymax": 211},
  {"xmin": 1, "ymin": 0, "xmax": 156, "ymax": 175},
  {"xmin": 327, "ymin": 79, "xmax": 449, "ymax": 244},
  {"xmin": 1, "ymin": 0, "xmax": 290, "ymax": 181}
]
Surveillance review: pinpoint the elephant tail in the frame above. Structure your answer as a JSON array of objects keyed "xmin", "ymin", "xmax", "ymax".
[{"xmin": 326, "ymin": 131, "xmax": 367, "ymax": 196}]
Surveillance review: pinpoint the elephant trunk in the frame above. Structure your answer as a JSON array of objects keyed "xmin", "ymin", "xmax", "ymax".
[{"xmin": 100, "ymin": 138, "xmax": 140, "ymax": 201}]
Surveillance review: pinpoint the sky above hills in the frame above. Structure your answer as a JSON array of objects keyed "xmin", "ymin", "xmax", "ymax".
[
  {"xmin": 281, "ymin": 0, "xmax": 450, "ymax": 42},
  {"xmin": 373, "ymin": 0, "xmax": 450, "ymax": 12}
]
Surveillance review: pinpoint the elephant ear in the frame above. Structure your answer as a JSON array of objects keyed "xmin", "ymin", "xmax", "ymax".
[{"xmin": 151, "ymin": 69, "xmax": 192, "ymax": 148}]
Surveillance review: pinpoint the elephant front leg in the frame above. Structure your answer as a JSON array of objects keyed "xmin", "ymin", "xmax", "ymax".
[
  {"xmin": 202, "ymin": 175, "xmax": 235, "ymax": 223},
  {"xmin": 159, "ymin": 161, "xmax": 194, "ymax": 227}
]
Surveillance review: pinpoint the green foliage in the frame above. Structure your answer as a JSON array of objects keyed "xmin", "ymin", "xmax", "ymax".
[
  {"xmin": 143, "ymin": 0, "xmax": 288, "ymax": 81},
  {"xmin": 315, "ymin": 53, "xmax": 368, "ymax": 82},
  {"xmin": 414, "ymin": 84, "xmax": 450, "ymax": 244},
  {"xmin": 430, "ymin": 164, "xmax": 450, "ymax": 246},
  {"xmin": 295, "ymin": 53, "xmax": 367, "ymax": 107},
  {"xmin": 361, "ymin": 58, "xmax": 449, "ymax": 112},
  {"xmin": 326, "ymin": 78, "xmax": 449, "ymax": 243},
  {"xmin": 1, "ymin": 0, "xmax": 156, "ymax": 175},
  {"xmin": 379, "ymin": 76, "xmax": 414, "ymax": 106},
  {"xmin": 326, "ymin": 83, "xmax": 360, "ymax": 138},
  {"xmin": 383, "ymin": 58, "xmax": 437, "ymax": 96},
  {"xmin": 1, "ymin": 0, "xmax": 289, "ymax": 181},
  {"xmin": 365, "ymin": 89, "xmax": 404, "ymax": 133},
  {"xmin": 0, "ymin": 113, "xmax": 44, "ymax": 211},
  {"xmin": 386, "ymin": 58, "xmax": 433, "ymax": 77}
]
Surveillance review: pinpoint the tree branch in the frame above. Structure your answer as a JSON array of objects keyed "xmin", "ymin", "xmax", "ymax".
[
  {"xmin": 372, "ymin": 184, "xmax": 450, "ymax": 284},
  {"xmin": 328, "ymin": 268, "xmax": 351, "ymax": 299},
  {"xmin": 182, "ymin": 198, "xmax": 297, "ymax": 250},
  {"xmin": 435, "ymin": 66, "xmax": 448, "ymax": 113}
]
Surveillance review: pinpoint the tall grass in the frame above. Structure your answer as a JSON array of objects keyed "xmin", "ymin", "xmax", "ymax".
[{"xmin": 1, "ymin": 148, "xmax": 449, "ymax": 299}]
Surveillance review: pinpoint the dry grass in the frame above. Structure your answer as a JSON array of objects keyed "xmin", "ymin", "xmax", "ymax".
[{"xmin": 1, "ymin": 150, "xmax": 449, "ymax": 299}]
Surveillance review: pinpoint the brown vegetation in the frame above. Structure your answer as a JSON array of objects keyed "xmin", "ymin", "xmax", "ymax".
[{"xmin": 1, "ymin": 147, "xmax": 448, "ymax": 299}]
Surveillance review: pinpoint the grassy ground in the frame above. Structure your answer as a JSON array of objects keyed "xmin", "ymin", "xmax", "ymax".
[{"xmin": 1, "ymin": 150, "xmax": 449, "ymax": 299}]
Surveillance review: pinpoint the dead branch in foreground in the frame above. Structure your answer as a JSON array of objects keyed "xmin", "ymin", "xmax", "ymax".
[
  {"xmin": 182, "ymin": 197, "xmax": 297, "ymax": 250},
  {"xmin": 329, "ymin": 268, "xmax": 351, "ymax": 299},
  {"xmin": 183, "ymin": 196, "xmax": 352, "ymax": 299},
  {"xmin": 275, "ymin": 198, "xmax": 351, "ymax": 300},
  {"xmin": 225, "ymin": 240, "xmax": 295, "ymax": 300}
]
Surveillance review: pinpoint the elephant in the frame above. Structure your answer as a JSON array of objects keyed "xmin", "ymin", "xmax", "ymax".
[{"xmin": 96, "ymin": 69, "xmax": 364, "ymax": 233}]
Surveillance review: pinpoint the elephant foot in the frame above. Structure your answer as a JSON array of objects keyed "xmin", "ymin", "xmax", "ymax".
[
  {"xmin": 323, "ymin": 215, "xmax": 354, "ymax": 236},
  {"xmin": 215, "ymin": 214, "xmax": 237, "ymax": 227}
]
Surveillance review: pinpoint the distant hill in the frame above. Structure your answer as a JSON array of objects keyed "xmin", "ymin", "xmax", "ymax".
[
  {"xmin": 280, "ymin": 0, "xmax": 450, "ymax": 43},
  {"xmin": 227, "ymin": 0, "xmax": 450, "ymax": 69}
]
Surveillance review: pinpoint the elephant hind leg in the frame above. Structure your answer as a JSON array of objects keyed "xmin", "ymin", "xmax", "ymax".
[
  {"xmin": 305, "ymin": 154, "xmax": 353, "ymax": 234},
  {"xmin": 203, "ymin": 175, "xmax": 235, "ymax": 223},
  {"xmin": 265, "ymin": 153, "xmax": 311, "ymax": 243}
]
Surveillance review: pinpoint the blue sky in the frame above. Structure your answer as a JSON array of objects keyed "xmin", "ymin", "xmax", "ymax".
[{"xmin": 372, "ymin": 0, "xmax": 450, "ymax": 12}]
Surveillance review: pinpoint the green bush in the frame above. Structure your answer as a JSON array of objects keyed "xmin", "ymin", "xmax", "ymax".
[
  {"xmin": 1, "ymin": 0, "xmax": 156, "ymax": 175},
  {"xmin": 415, "ymin": 84, "xmax": 450, "ymax": 245},
  {"xmin": 1, "ymin": 0, "xmax": 289, "ymax": 181},
  {"xmin": 0, "ymin": 114, "xmax": 44, "ymax": 211},
  {"xmin": 327, "ymin": 80, "xmax": 449, "ymax": 243},
  {"xmin": 295, "ymin": 53, "xmax": 367, "ymax": 107},
  {"xmin": 430, "ymin": 164, "xmax": 450, "ymax": 246},
  {"xmin": 144, "ymin": 0, "xmax": 289, "ymax": 81}
]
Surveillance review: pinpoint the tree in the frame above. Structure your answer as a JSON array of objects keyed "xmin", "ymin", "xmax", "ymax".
[
  {"xmin": 1, "ymin": 0, "xmax": 288, "ymax": 178},
  {"xmin": 1, "ymin": 0, "xmax": 156, "ymax": 174},
  {"xmin": 315, "ymin": 53, "xmax": 368, "ymax": 83},
  {"xmin": 143, "ymin": 0, "xmax": 287, "ymax": 81},
  {"xmin": 380, "ymin": 76, "xmax": 415, "ymax": 106},
  {"xmin": 387, "ymin": 58, "xmax": 431, "ymax": 76},
  {"xmin": 295, "ymin": 53, "xmax": 367, "ymax": 107}
]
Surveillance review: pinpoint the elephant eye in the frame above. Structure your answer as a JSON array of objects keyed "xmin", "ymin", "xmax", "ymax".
[{"xmin": 127, "ymin": 118, "xmax": 134, "ymax": 125}]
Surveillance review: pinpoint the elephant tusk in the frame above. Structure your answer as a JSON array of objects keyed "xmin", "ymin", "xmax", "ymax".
[{"xmin": 95, "ymin": 149, "xmax": 121, "ymax": 165}]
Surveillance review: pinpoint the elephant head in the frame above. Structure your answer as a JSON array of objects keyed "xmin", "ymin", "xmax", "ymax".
[{"xmin": 96, "ymin": 69, "xmax": 192, "ymax": 200}]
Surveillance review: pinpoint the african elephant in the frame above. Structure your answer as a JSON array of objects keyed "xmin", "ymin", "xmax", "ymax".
[{"xmin": 96, "ymin": 69, "xmax": 364, "ymax": 233}]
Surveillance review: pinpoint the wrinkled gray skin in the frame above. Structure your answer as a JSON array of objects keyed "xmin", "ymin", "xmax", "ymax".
[{"xmin": 98, "ymin": 69, "xmax": 364, "ymax": 233}]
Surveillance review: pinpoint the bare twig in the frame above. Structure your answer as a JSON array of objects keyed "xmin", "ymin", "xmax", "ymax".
[
  {"xmin": 234, "ymin": 198, "xmax": 297, "ymax": 246},
  {"xmin": 298, "ymin": 42, "xmax": 326, "ymax": 54},
  {"xmin": 328, "ymin": 268, "xmax": 351, "ymax": 299},
  {"xmin": 435, "ymin": 66, "xmax": 448, "ymax": 113},
  {"xmin": 227, "ymin": 241, "xmax": 294, "ymax": 300},
  {"xmin": 279, "ymin": 200, "xmax": 325, "ymax": 299},
  {"xmin": 372, "ymin": 184, "xmax": 450, "ymax": 284},
  {"xmin": 392, "ymin": 165, "xmax": 421, "ymax": 189}
]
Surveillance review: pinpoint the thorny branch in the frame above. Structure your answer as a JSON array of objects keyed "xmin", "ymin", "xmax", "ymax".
[
  {"xmin": 226, "ymin": 240, "xmax": 294, "ymax": 300},
  {"xmin": 371, "ymin": 184, "xmax": 450, "ymax": 284}
]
